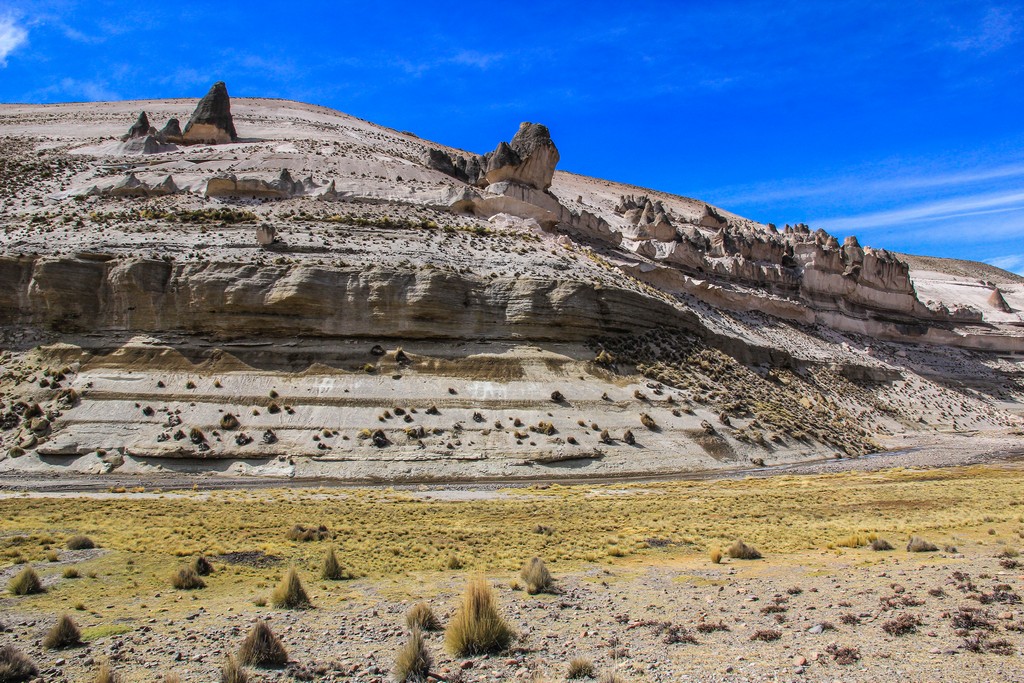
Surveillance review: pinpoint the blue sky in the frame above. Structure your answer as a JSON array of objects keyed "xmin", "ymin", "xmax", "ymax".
[{"xmin": 1, "ymin": 1, "xmax": 1023, "ymax": 273}]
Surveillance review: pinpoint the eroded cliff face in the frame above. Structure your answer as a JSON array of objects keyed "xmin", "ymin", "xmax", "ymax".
[{"xmin": 0, "ymin": 256, "xmax": 693, "ymax": 342}]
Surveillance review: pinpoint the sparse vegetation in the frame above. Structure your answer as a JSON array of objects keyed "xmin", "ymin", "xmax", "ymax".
[
  {"xmin": 238, "ymin": 621, "xmax": 288, "ymax": 668},
  {"xmin": 66, "ymin": 534, "xmax": 95, "ymax": 550},
  {"xmin": 444, "ymin": 578, "xmax": 515, "ymax": 656},
  {"xmin": 8, "ymin": 566, "xmax": 43, "ymax": 595},
  {"xmin": 520, "ymin": 557, "xmax": 554, "ymax": 594},
  {"xmin": 906, "ymin": 536, "xmax": 938, "ymax": 552},
  {"xmin": 270, "ymin": 567, "xmax": 311, "ymax": 609},
  {"xmin": 42, "ymin": 614, "xmax": 82, "ymax": 649},
  {"xmin": 0, "ymin": 645, "xmax": 37, "ymax": 683},
  {"xmin": 567, "ymin": 657, "xmax": 596, "ymax": 679},
  {"xmin": 171, "ymin": 566, "xmax": 205, "ymax": 590},
  {"xmin": 727, "ymin": 539, "xmax": 761, "ymax": 560},
  {"xmin": 393, "ymin": 627, "xmax": 432, "ymax": 682},
  {"xmin": 882, "ymin": 613, "xmax": 922, "ymax": 636},
  {"xmin": 406, "ymin": 602, "xmax": 441, "ymax": 631},
  {"xmin": 93, "ymin": 659, "xmax": 117, "ymax": 683}
]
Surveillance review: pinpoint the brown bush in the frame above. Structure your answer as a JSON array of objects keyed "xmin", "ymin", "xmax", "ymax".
[
  {"xmin": 520, "ymin": 557, "xmax": 554, "ymax": 595},
  {"xmin": 42, "ymin": 614, "xmax": 82, "ymax": 650},
  {"xmin": 238, "ymin": 621, "xmax": 288, "ymax": 668},
  {"xmin": 0, "ymin": 645, "xmax": 37, "ymax": 683},
  {"xmin": 393, "ymin": 627, "xmax": 432, "ymax": 682},
  {"xmin": 406, "ymin": 602, "xmax": 441, "ymax": 631},
  {"xmin": 270, "ymin": 567, "xmax": 310, "ymax": 609},
  {"xmin": 444, "ymin": 578, "xmax": 514, "ymax": 656},
  {"xmin": 727, "ymin": 539, "xmax": 761, "ymax": 560}
]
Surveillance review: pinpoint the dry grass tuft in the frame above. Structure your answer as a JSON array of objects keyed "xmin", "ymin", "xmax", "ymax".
[
  {"xmin": 322, "ymin": 547, "xmax": 354, "ymax": 580},
  {"xmin": 520, "ymin": 557, "xmax": 554, "ymax": 595},
  {"xmin": 286, "ymin": 524, "xmax": 330, "ymax": 542},
  {"xmin": 0, "ymin": 645, "xmax": 38, "ymax": 682},
  {"xmin": 393, "ymin": 627, "xmax": 432, "ymax": 682},
  {"xmin": 871, "ymin": 538, "xmax": 894, "ymax": 551},
  {"xmin": 238, "ymin": 621, "xmax": 288, "ymax": 668},
  {"xmin": 221, "ymin": 654, "xmax": 249, "ymax": 683},
  {"xmin": 749, "ymin": 629, "xmax": 781, "ymax": 642},
  {"xmin": 42, "ymin": 614, "xmax": 82, "ymax": 649},
  {"xmin": 727, "ymin": 539, "xmax": 761, "ymax": 560},
  {"xmin": 567, "ymin": 657, "xmax": 596, "ymax": 679},
  {"xmin": 406, "ymin": 602, "xmax": 441, "ymax": 631},
  {"xmin": 93, "ymin": 659, "xmax": 117, "ymax": 683},
  {"xmin": 444, "ymin": 578, "xmax": 515, "ymax": 656},
  {"xmin": 171, "ymin": 566, "xmax": 205, "ymax": 590},
  {"xmin": 709, "ymin": 548, "xmax": 722, "ymax": 564},
  {"xmin": 882, "ymin": 613, "xmax": 922, "ymax": 636},
  {"xmin": 8, "ymin": 566, "xmax": 44, "ymax": 595},
  {"xmin": 192, "ymin": 555, "xmax": 214, "ymax": 576},
  {"xmin": 906, "ymin": 536, "xmax": 938, "ymax": 552},
  {"xmin": 66, "ymin": 534, "xmax": 95, "ymax": 550},
  {"xmin": 270, "ymin": 567, "xmax": 311, "ymax": 609}
]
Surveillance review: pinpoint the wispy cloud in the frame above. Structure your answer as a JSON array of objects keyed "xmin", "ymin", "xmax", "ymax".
[
  {"xmin": 33, "ymin": 77, "xmax": 120, "ymax": 101},
  {"xmin": 986, "ymin": 254, "xmax": 1024, "ymax": 276},
  {"xmin": 819, "ymin": 189, "xmax": 1024, "ymax": 232},
  {"xmin": 949, "ymin": 6, "xmax": 1019, "ymax": 54},
  {"xmin": 0, "ymin": 15, "xmax": 28, "ymax": 66}
]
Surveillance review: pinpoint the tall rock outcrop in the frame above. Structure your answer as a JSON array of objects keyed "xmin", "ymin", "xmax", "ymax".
[
  {"xmin": 183, "ymin": 82, "xmax": 238, "ymax": 144},
  {"xmin": 122, "ymin": 111, "xmax": 154, "ymax": 141},
  {"xmin": 481, "ymin": 122, "xmax": 559, "ymax": 190}
]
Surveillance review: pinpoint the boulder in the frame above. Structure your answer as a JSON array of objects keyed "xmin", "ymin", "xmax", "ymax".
[
  {"xmin": 204, "ymin": 169, "xmax": 301, "ymax": 198},
  {"xmin": 183, "ymin": 81, "xmax": 238, "ymax": 144},
  {"xmin": 988, "ymin": 287, "xmax": 1013, "ymax": 313},
  {"xmin": 256, "ymin": 225, "xmax": 277, "ymax": 246}
]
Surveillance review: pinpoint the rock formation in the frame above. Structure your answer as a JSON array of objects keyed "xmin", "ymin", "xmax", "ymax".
[
  {"xmin": 616, "ymin": 195, "xmax": 677, "ymax": 242},
  {"xmin": 204, "ymin": 169, "xmax": 301, "ymax": 198},
  {"xmin": 158, "ymin": 118, "xmax": 183, "ymax": 143},
  {"xmin": 122, "ymin": 111, "xmax": 155, "ymax": 140},
  {"xmin": 183, "ymin": 81, "xmax": 238, "ymax": 144}
]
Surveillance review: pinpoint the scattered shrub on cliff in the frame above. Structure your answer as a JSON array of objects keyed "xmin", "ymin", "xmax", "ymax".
[
  {"xmin": 220, "ymin": 414, "xmax": 239, "ymax": 430},
  {"xmin": 531, "ymin": 421, "xmax": 556, "ymax": 436},
  {"xmin": 639, "ymin": 413, "xmax": 657, "ymax": 430},
  {"xmin": 749, "ymin": 629, "xmax": 781, "ymax": 642},
  {"xmin": 882, "ymin": 613, "xmax": 921, "ymax": 636}
]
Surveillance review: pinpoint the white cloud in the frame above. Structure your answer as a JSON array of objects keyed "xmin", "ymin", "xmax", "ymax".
[
  {"xmin": 819, "ymin": 189, "xmax": 1024, "ymax": 232},
  {"xmin": 986, "ymin": 254, "xmax": 1024, "ymax": 276},
  {"xmin": 0, "ymin": 15, "xmax": 28, "ymax": 66},
  {"xmin": 950, "ymin": 7, "xmax": 1019, "ymax": 54}
]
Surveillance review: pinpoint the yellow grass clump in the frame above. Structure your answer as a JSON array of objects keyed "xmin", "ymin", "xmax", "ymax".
[{"xmin": 444, "ymin": 578, "xmax": 515, "ymax": 656}]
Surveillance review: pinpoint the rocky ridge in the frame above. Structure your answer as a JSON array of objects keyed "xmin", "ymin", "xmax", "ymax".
[{"xmin": 0, "ymin": 85, "xmax": 1021, "ymax": 478}]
